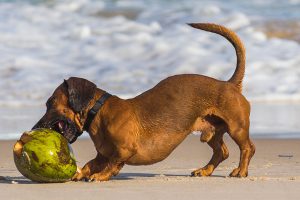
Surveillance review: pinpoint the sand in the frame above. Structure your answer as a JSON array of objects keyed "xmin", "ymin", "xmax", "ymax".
[{"xmin": 1, "ymin": 136, "xmax": 300, "ymax": 200}]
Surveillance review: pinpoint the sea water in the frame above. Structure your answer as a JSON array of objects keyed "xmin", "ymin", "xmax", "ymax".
[{"xmin": 0, "ymin": 0, "xmax": 300, "ymax": 139}]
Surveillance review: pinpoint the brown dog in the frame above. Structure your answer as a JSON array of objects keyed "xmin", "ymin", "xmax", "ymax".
[{"xmin": 33, "ymin": 23, "xmax": 255, "ymax": 181}]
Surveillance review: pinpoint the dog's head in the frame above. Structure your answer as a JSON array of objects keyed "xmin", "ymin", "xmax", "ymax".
[{"xmin": 32, "ymin": 77, "xmax": 97, "ymax": 143}]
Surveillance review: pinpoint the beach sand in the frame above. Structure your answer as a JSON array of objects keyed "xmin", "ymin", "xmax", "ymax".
[{"xmin": 1, "ymin": 136, "xmax": 300, "ymax": 200}]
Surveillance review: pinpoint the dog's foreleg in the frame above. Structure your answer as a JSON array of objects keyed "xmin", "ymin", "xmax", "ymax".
[
  {"xmin": 72, "ymin": 153, "xmax": 112, "ymax": 181},
  {"xmin": 88, "ymin": 161, "xmax": 124, "ymax": 182},
  {"xmin": 73, "ymin": 147, "xmax": 132, "ymax": 182}
]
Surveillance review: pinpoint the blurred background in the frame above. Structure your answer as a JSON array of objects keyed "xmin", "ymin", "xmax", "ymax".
[{"xmin": 0, "ymin": 0, "xmax": 300, "ymax": 139}]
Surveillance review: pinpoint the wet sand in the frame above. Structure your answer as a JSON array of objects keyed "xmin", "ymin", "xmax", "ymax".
[{"xmin": 1, "ymin": 136, "xmax": 300, "ymax": 200}]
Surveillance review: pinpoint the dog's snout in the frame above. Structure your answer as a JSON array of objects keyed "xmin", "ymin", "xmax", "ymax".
[
  {"xmin": 32, "ymin": 120, "xmax": 43, "ymax": 130},
  {"xmin": 32, "ymin": 116, "xmax": 49, "ymax": 130}
]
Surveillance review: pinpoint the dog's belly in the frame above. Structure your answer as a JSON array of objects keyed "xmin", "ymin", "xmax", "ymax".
[{"xmin": 125, "ymin": 133, "xmax": 189, "ymax": 165}]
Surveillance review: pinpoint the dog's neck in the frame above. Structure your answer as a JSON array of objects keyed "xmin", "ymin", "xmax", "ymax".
[{"xmin": 83, "ymin": 88, "xmax": 113, "ymax": 134}]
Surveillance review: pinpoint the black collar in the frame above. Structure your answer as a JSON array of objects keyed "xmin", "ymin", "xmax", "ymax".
[{"xmin": 83, "ymin": 92, "xmax": 112, "ymax": 131}]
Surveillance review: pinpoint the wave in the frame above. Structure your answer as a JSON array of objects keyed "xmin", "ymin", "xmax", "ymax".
[{"xmin": 0, "ymin": 0, "xmax": 300, "ymax": 107}]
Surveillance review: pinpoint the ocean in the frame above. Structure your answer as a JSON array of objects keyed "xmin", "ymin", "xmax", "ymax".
[{"xmin": 0, "ymin": 0, "xmax": 300, "ymax": 139}]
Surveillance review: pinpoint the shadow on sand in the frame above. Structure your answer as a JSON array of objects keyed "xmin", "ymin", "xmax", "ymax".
[
  {"xmin": 0, "ymin": 175, "xmax": 35, "ymax": 184},
  {"xmin": 0, "ymin": 173, "xmax": 226, "ymax": 184},
  {"xmin": 113, "ymin": 172, "xmax": 226, "ymax": 180}
]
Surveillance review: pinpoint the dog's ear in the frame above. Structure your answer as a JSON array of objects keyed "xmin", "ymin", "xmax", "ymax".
[{"xmin": 64, "ymin": 77, "xmax": 97, "ymax": 113}]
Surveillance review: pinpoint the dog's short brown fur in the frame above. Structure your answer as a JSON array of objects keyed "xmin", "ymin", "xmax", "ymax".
[{"xmin": 33, "ymin": 23, "xmax": 255, "ymax": 181}]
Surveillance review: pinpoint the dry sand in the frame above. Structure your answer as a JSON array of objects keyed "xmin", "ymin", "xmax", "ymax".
[{"xmin": 1, "ymin": 136, "xmax": 300, "ymax": 200}]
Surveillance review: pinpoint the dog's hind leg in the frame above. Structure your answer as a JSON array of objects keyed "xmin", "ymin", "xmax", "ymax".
[
  {"xmin": 191, "ymin": 127, "xmax": 229, "ymax": 177},
  {"xmin": 228, "ymin": 123, "xmax": 255, "ymax": 177},
  {"xmin": 226, "ymin": 103, "xmax": 255, "ymax": 177}
]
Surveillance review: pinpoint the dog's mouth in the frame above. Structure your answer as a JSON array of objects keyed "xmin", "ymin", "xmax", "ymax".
[
  {"xmin": 50, "ymin": 118, "xmax": 81, "ymax": 144},
  {"xmin": 52, "ymin": 119, "xmax": 72, "ymax": 135},
  {"xmin": 33, "ymin": 117, "xmax": 82, "ymax": 144}
]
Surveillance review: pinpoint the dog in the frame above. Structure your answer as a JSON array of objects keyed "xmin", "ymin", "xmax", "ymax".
[{"xmin": 33, "ymin": 23, "xmax": 255, "ymax": 181}]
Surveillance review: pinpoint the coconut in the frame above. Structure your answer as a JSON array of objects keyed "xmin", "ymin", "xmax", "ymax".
[{"xmin": 13, "ymin": 128, "xmax": 77, "ymax": 183}]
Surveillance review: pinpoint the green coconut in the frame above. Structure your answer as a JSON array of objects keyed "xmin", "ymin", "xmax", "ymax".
[{"xmin": 13, "ymin": 128, "xmax": 77, "ymax": 183}]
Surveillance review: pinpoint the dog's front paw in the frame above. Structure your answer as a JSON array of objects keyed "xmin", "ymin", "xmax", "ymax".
[
  {"xmin": 89, "ymin": 172, "xmax": 111, "ymax": 182},
  {"xmin": 191, "ymin": 167, "xmax": 213, "ymax": 177},
  {"xmin": 72, "ymin": 173, "xmax": 89, "ymax": 182},
  {"xmin": 72, "ymin": 167, "xmax": 89, "ymax": 182}
]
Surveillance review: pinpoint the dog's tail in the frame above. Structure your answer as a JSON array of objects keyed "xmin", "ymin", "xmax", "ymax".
[{"xmin": 188, "ymin": 23, "xmax": 245, "ymax": 92}]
